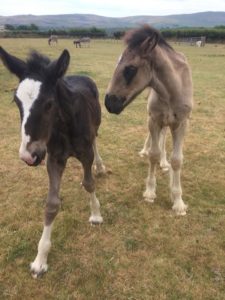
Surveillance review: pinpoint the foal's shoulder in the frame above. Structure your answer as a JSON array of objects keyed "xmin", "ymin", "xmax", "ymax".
[
  {"xmin": 63, "ymin": 75, "xmax": 98, "ymax": 95},
  {"xmin": 64, "ymin": 75, "xmax": 96, "ymax": 86}
]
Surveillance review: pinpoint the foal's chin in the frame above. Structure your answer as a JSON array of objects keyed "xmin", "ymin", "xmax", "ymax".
[{"xmin": 110, "ymin": 106, "xmax": 124, "ymax": 115}]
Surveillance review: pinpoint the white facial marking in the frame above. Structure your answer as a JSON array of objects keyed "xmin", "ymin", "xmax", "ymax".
[{"xmin": 16, "ymin": 78, "xmax": 42, "ymax": 161}]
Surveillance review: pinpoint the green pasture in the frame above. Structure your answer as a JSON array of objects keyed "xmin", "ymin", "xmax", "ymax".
[{"xmin": 0, "ymin": 38, "xmax": 225, "ymax": 299}]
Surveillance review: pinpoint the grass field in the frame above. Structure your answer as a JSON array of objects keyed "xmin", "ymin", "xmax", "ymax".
[{"xmin": 0, "ymin": 38, "xmax": 225, "ymax": 299}]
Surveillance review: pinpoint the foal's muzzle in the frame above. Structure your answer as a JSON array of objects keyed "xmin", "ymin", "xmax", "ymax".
[
  {"xmin": 20, "ymin": 149, "xmax": 46, "ymax": 167},
  {"xmin": 105, "ymin": 94, "xmax": 125, "ymax": 114}
]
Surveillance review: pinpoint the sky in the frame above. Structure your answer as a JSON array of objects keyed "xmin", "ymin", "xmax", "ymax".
[{"xmin": 0, "ymin": 0, "xmax": 225, "ymax": 17}]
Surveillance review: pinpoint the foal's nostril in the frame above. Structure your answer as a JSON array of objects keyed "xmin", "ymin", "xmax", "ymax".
[
  {"xmin": 32, "ymin": 150, "xmax": 46, "ymax": 166},
  {"xmin": 32, "ymin": 152, "xmax": 39, "ymax": 162}
]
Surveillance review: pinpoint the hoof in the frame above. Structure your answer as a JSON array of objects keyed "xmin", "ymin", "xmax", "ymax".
[
  {"xmin": 172, "ymin": 202, "xmax": 188, "ymax": 216},
  {"xmin": 143, "ymin": 190, "xmax": 156, "ymax": 203},
  {"xmin": 94, "ymin": 164, "xmax": 107, "ymax": 176},
  {"xmin": 160, "ymin": 162, "xmax": 170, "ymax": 172},
  {"xmin": 30, "ymin": 262, "xmax": 48, "ymax": 278},
  {"xmin": 139, "ymin": 150, "xmax": 149, "ymax": 158},
  {"xmin": 89, "ymin": 215, "xmax": 103, "ymax": 224}
]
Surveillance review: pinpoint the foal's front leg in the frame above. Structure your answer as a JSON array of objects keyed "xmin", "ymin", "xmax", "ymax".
[
  {"xmin": 170, "ymin": 121, "xmax": 188, "ymax": 215},
  {"xmin": 159, "ymin": 127, "xmax": 170, "ymax": 171},
  {"xmin": 80, "ymin": 147, "xmax": 103, "ymax": 224},
  {"xmin": 143, "ymin": 120, "xmax": 161, "ymax": 202},
  {"xmin": 30, "ymin": 156, "xmax": 66, "ymax": 278}
]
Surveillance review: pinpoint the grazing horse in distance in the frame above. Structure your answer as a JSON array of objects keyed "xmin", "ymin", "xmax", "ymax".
[
  {"xmin": 73, "ymin": 39, "xmax": 81, "ymax": 48},
  {"xmin": 73, "ymin": 37, "xmax": 91, "ymax": 48},
  {"xmin": 48, "ymin": 35, "xmax": 58, "ymax": 45},
  {"xmin": 105, "ymin": 25, "xmax": 193, "ymax": 216},
  {"xmin": 0, "ymin": 47, "xmax": 106, "ymax": 277}
]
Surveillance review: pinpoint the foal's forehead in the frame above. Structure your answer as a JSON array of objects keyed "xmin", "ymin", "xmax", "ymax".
[
  {"xmin": 16, "ymin": 78, "xmax": 42, "ymax": 105},
  {"xmin": 117, "ymin": 48, "xmax": 136, "ymax": 65}
]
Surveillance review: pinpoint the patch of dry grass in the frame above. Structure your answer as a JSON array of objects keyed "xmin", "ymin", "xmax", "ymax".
[{"xmin": 0, "ymin": 38, "xmax": 225, "ymax": 299}]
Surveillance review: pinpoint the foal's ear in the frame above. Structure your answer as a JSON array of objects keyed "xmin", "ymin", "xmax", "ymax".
[
  {"xmin": 49, "ymin": 49, "xmax": 70, "ymax": 81},
  {"xmin": 0, "ymin": 46, "xmax": 27, "ymax": 79},
  {"xmin": 140, "ymin": 33, "xmax": 159, "ymax": 57}
]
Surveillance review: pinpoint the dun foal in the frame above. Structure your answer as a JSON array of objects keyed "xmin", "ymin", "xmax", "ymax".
[
  {"xmin": 105, "ymin": 25, "xmax": 193, "ymax": 215},
  {"xmin": 0, "ymin": 47, "xmax": 105, "ymax": 277}
]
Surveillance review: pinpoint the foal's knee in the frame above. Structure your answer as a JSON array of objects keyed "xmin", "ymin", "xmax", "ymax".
[
  {"xmin": 149, "ymin": 150, "xmax": 160, "ymax": 164},
  {"xmin": 82, "ymin": 178, "xmax": 95, "ymax": 193},
  {"xmin": 45, "ymin": 197, "xmax": 61, "ymax": 225},
  {"xmin": 171, "ymin": 157, "xmax": 183, "ymax": 171}
]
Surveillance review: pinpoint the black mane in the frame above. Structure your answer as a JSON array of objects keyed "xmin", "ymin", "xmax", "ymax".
[
  {"xmin": 124, "ymin": 25, "xmax": 173, "ymax": 51},
  {"xmin": 26, "ymin": 50, "xmax": 51, "ymax": 78}
]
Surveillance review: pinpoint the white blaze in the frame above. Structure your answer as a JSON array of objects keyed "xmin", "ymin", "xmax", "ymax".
[{"xmin": 16, "ymin": 78, "xmax": 42, "ymax": 160}]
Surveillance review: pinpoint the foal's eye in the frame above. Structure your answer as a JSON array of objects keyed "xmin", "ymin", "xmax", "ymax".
[
  {"xmin": 123, "ymin": 65, "xmax": 138, "ymax": 85},
  {"xmin": 44, "ymin": 101, "xmax": 53, "ymax": 112}
]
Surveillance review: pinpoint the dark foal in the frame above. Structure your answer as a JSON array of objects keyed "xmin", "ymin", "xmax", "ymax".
[{"xmin": 0, "ymin": 47, "xmax": 105, "ymax": 277}]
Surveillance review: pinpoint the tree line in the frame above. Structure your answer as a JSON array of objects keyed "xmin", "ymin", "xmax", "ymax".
[
  {"xmin": 3, "ymin": 24, "xmax": 107, "ymax": 38},
  {"xmin": 2, "ymin": 24, "xmax": 225, "ymax": 42},
  {"xmin": 161, "ymin": 26, "xmax": 225, "ymax": 42}
]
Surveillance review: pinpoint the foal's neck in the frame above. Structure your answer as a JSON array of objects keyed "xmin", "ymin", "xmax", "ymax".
[{"xmin": 150, "ymin": 46, "xmax": 182, "ymax": 100}]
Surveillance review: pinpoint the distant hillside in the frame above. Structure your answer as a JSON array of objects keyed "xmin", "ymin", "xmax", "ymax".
[{"xmin": 0, "ymin": 11, "xmax": 225, "ymax": 29}]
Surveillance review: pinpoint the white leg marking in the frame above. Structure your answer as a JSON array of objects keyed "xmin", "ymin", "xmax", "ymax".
[
  {"xmin": 170, "ymin": 169, "xmax": 187, "ymax": 216},
  {"xmin": 159, "ymin": 127, "xmax": 170, "ymax": 172},
  {"xmin": 30, "ymin": 224, "xmax": 53, "ymax": 278},
  {"xmin": 93, "ymin": 139, "xmax": 106, "ymax": 175},
  {"xmin": 143, "ymin": 122, "xmax": 161, "ymax": 203},
  {"xmin": 143, "ymin": 176, "xmax": 156, "ymax": 203},
  {"xmin": 139, "ymin": 132, "xmax": 151, "ymax": 157},
  {"xmin": 170, "ymin": 121, "xmax": 188, "ymax": 216},
  {"xmin": 89, "ymin": 192, "xmax": 103, "ymax": 224}
]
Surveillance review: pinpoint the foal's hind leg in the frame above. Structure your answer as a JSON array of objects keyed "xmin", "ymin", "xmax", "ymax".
[
  {"xmin": 139, "ymin": 132, "xmax": 151, "ymax": 157},
  {"xmin": 143, "ymin": 120, "xmax": 161, "ymax": 202},
  {"xmin": 139, "ymin": 127, "xmax": 170, "ymax": 172},
  {"xmin": 170, "ymin": 120, "xmax": 188, "ymax": 215},
  {"xmin": 93, "ymin": 138, "xmax": 106, "ymax": 175},
  {"xmin": 30, "ymin": 155, "xmax": 67, "ymax": 278},
  {"xmin": 80, "ymin": 146, "xmax": 103, "ymax": 224}
]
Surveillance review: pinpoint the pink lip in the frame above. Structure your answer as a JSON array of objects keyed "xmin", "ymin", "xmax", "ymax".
[{"xmin": 21, "ymin": 155, "xmax": 37, "ymax": 166}]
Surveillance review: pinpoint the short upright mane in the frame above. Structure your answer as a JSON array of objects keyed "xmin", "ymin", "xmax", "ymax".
[
  {"xmin": 124, "ymin": 25, "xmax": 173, "ymax": 51},
  {"xmin": 26, "ymin": 51, "xmax": 51, "ymax": 77}
]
